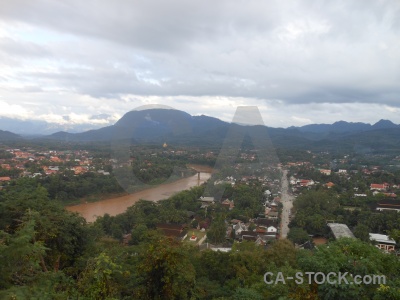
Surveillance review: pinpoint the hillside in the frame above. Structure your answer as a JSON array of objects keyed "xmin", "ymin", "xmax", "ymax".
[
  {"xmin": 13, "ymin": 109, "xmax": 400, "ymax": 153},
  {"xmin": 0, "ymin": 129, "xmax": 21, "ymax": 141}
]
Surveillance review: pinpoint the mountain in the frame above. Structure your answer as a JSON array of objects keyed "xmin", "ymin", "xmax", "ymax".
[
  {"xmin": 298, "ymin": 121, "xmax": 371, "ymax": 133},
  {"xmin": 0, "ymin": 109, "xmax": 394, "ymax": 153},
  {"xmin": 0, "ymin": 130, "xmax": 21, "ymax": 141},
  {"xmin": 0, "ymin": 116, "xmax": 112, "ymax": 135},
  {"xmin": 371, "ymin": 119, "xmax": 399, "ymax": 130},
  {"xmin": 295, "ymin": 119, "xmax": 399, "ymax": 134},
  {"xmin": 44, "ymin": 109, "xmax": 230, "ymax": 144}
]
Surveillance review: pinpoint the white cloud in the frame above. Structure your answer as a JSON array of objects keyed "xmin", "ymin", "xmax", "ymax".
[
  {"xmin": 0, "ymin": 1, "xmax": 400, "ymax": 129},
  {"xmin": 0, "ymin": 100, "xmax": 31, "ymax": 119},
  {"xmin": 291, "ymin": 116, "xmax": 313, "ymax": 124}
]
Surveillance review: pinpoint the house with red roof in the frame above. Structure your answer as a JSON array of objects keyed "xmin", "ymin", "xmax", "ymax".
[
  {"xmin": 73, "ymin": 166, "xmax": 88, "ymax": 175},
  {"xmin": 370, "ymin": 183, "xmax": 389, "ymax": 191},
  {"xmin": 50, "ymin": 156, "xmax": 63, "ymax": 163},
  {"xmin": 319, "ymin": 169, "xmax": 331, "ymax": 176},
  {"xmin": 325, "ymin": 182, "xmax": 335, "ymax": 188},
  {"xmin": 299, "ymin": 179, "xmax": 314, "ymax": 187}
]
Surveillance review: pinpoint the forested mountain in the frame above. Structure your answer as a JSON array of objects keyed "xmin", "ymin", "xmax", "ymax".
[
  {"xmin": 1, "ymin": 109, "xmax": 400, "ymax": 153},
  {"xmin": 294, "ymin": 119, "xmax": 399, "ymax": 133}
]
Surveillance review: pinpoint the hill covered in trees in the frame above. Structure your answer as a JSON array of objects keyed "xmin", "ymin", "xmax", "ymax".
[{"xmin": 1, "ymin": 180, "xmax": 400, "ymax": 299}]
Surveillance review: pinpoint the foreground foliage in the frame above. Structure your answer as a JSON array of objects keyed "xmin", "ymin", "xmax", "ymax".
[{"xmin": 1, "ymin": 181, "xmax": 400, "ymax": 299}]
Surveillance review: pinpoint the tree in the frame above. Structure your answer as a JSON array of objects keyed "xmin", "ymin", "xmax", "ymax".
[
  {"xmin": 353, "ymin": 223, "xmax": 370, "ymax": 242},
  {"xmin": 0, "ymin": 211, "xmax": 47, "ymax": 288},
  {"xmin": 287, "ymin": 227, "xmax": 311, "ymax": 245},
  {"xmin": 207, "ymin": 216, "xmax": 227, "ymax": 244},
  {"xmin": 233, "ymin": 287, "xmax": 263, "ymax": 300},
  {"xmin": 389, "ymin": 229, "xmax": 400, "ymax": 244},
  {"xmin": 266, "ymin": 239, "xmax": 297, "ymax": 268},
  {"xmin": 130, "ymin": 224, "xmax": 148, "ymax": 245},
  {"xmin": 0, "ymin": 183, "xmax": 89, "ymax": 272},
  {"xmin": 134, "ymin": 237, "xmax": 196, "ymax": 299},
  {"xmin": 77, "ymin": 252, "xmax": 123, "ymax": 299},
  {"xmin": 297, "ymin": 238, "xmax": 400, "ymax": 299}
]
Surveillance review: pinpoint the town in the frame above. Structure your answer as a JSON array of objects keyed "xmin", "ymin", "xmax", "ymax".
[
  {"xmin": 2, "ymin": 142, "xmax": 399, "ymax": 254},
  {"xmin": 2, "ymin": 142, "xmax": 400, "ymax": 299}
]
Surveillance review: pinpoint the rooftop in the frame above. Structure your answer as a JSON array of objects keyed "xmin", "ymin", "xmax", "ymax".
[
  {"xmin": 327, "ymin": 223, "xmax": 355, "ymax": 239},
  {"xmin": 369, "ymin": 233, "xmax": 396, "ymax": 245}
]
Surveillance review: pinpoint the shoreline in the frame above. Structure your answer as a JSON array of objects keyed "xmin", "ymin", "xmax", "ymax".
[
  {"xmin": 66, "ymin": 164, "xmax": 213, "ymax": 222},
  {"xmin": 69, "ymin": 163, "xmax": 213, "ymax": 206}
]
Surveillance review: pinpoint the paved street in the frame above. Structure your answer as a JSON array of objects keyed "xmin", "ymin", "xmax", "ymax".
[{"xmin": 280, "ymin": 169, "xmax": 294, "ymax": 238}]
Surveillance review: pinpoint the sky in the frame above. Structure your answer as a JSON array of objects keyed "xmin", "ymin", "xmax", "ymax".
[{"xmin": 0, "ymin": 0, "xmax": 400, "ymax": 131}]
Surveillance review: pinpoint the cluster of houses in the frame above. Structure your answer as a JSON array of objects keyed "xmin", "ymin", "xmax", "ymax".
[
  {"xmin": 290, "ymin": 177, "xmax": 316, "ymax": 193},
  {"xmin": 288, "ymin": 160, "xmax": 400, "ymax": 254},
  {"xmin": 197, "ymin": 194, "xmax": 281, "ymax": 249},
  {"xmin": 0, "ymin": 148, "xmax": 111, "ymax": 188},
  {"xmin": 289, "ymin": 165, "xmax": 399, "ymax": 199},
  {"xmin": 290, "ymin": 178, "xmax": 315, "ymax": 188},
  {"xmin": 230, "ymin": 218, "xmax": 278, "ymax": 246},
  {"xmin": 214, "ymin": 166, "xmax": 281, "ymax": 190},
  {"xmin": 143, "ymin": 216, "xmax": 280, "ymax": 251}
]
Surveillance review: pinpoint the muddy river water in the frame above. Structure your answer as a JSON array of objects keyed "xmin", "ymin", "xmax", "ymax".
[{"xmin": 66, "ymin": 165, "xmax": 212, "ymax": 222}]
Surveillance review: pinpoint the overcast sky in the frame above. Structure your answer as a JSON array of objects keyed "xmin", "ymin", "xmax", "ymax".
[{"xmin": 0, "ymin": 0, "xmax": 400, "ymax": 129}]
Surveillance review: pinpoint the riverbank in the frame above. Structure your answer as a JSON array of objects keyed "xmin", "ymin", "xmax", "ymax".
[
  {"xmin": 66, "ymin": 164, "xmax": 211, "ymax": 206},
  {"xmin": 66, "ymin": 166, "xmax": 212, "ymax": 222}
]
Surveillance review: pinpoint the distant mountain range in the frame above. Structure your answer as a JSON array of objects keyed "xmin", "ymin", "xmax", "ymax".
[
  {"xmin": 1, "ymin": 109, "xmax": 400, "ymax": 153},
  {"xmin": 0, "ymin": 116, "xmax": 111, "ymax": 136},
  {"xmin": 291, "ymin": 119, "xmax": 399, "ymax": 134}
]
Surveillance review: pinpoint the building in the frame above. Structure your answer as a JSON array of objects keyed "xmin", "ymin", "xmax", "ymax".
[
  {"xmin": 267, "ymin": 226, "xmax": 278, "ymax": 234},
  {"xmin": 221, "ymin": 199, "xmax": 235, "ymax": 210},
  {"xmin": 233, "ymin": 222, "xmax": 247, "ymax": 236},
  {"xmin": 369, "ymin": 233, "xmax": 396, "ymax": 253},
  {"xmin": 319, "ymin": 169, "xmax": 332, "ymax": 176},
  {"xmin": 299, "ymin": 179, "xmax": 315, "ymax": 187},
  {"xmin": 240, "ymin": 231, "xmax": 258, "ymax": 242},
  {"xmin": 255, "ymin": 218, "xmax": 278, "ymax": 228},
  {"xmin": 266, "ymin": 211, "xmax": 278, "ymax": 220},
  {"xmin": 370, "ymin": 183, "xmax": 389, "ymax": 191},
  {"xmin": 198, "ymin": 196, "xmax": 215, "ymax": 208},
  {"xmin": 327, "ymin": 223, "xmax": 355, "ymax": 239},
  {"xmin": 325, "ymin": 182, "xmax": 335, "ymax": 188},
  {"xmin": 376, "ymin": 199, "xmax": 400, "ymax": 212}
]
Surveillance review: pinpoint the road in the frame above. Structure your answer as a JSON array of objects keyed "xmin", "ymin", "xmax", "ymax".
[{"xmin": 280, "ymin": 169, "xmax": 294, "ymax": 239}]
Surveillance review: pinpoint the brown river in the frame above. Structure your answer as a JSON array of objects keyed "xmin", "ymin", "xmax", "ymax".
[{"xmin": 66, "ymin": 165, "xmax": 213, "ymax": 222}]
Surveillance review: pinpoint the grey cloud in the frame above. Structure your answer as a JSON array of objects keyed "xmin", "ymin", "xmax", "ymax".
[
  {"xmin": 0, "ymin": 0, "xmax": 399, "ymax": 112},
  {"xmin": 0, "ymin": 1, "xmax": 281, "ymax": 52},
  {"xmin": 0, "ymin": 37, "xmax": 52, "ymax": 58}
]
